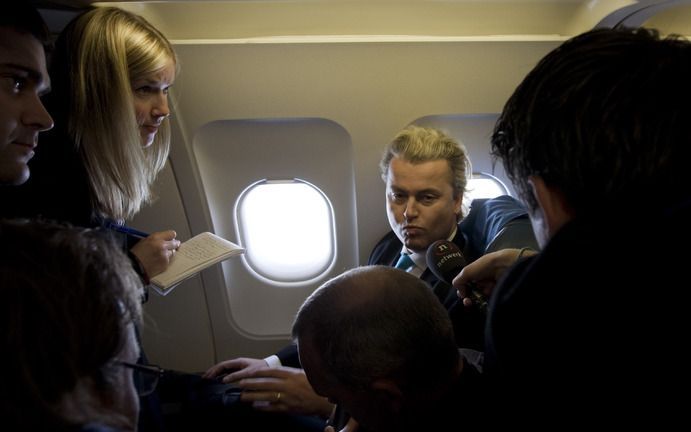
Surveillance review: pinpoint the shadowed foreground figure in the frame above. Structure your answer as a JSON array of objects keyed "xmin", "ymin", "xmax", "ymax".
[
  {"xmin": 452, "ymin": 27, "xmax": 691, "ymax": 427},
  {"xmin": 0, "ymin": 220, "xmax": 143, "ymax": 431},
  {"xmin": 293, "ymin": 266, "xmax": 482, "ymax": 432}
]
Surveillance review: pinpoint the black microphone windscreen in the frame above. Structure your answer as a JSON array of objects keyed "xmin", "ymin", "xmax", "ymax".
[{"xmin": 425, "ymin": 239, "xmax": 467, "ymax": 284}]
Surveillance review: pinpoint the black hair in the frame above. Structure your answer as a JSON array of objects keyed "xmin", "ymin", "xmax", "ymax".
[
  {"xmin": 492, "ymin": 27, "xmax": 691, "ymax": 214},
  {"xmin": 2, "ymin": 3, "xmax": 50, "ymax": 47}
]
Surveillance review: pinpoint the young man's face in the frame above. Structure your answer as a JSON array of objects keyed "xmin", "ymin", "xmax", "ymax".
[
  {"xmin": 0, "ymin": 27, "xmax": 52, "ymax": 185},
  {"xmin": 385, "ymin": 157, "xmax": 461, "ymax": 253}
]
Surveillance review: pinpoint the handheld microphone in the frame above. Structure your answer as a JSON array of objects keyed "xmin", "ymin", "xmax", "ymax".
[
  {"xmin": 425, "ymin": 240, "xmax": 486, "ymax": 309},
  {"xmin": 425, "ymin": 239, "xmax": 467, "ymax": 284}
]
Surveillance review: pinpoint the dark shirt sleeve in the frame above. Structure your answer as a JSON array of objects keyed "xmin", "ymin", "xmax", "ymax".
[
  {"xmin": 460, "ymin": 195, "xmax": 537, "ymax": 260},
  {"xmin": 276, "ymin": 343, "xmax": 301, "ymax": 368}
]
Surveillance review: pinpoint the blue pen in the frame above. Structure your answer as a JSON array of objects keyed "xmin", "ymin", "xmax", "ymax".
[{"xmin": 108, "ymin": 223, "xmax": 150, "ymax": 239}]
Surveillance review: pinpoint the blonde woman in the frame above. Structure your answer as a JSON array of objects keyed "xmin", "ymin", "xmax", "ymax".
[
  {"xmin": 4, "ymin": 7, "xmax": 180, "ymax": 283},
  {"xmin": 0, "ymin": 8, "xmax": 185, "ymax": 430}
]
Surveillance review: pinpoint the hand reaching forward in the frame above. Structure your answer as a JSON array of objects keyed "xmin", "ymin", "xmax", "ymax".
[
  {"xmin": 203, "ymin": 356, "xmax": 268, "ymax": 383},
  {"xmin": 236, "ymin": 366, "xmax": 334, "ymax": 418},
  {"xmin": 204, "ymin": 359, "xmax": 334, "ymax": 418},
  {"xmin": 453, "ymin": 248, "xmax": 537, "ymax": 307}
]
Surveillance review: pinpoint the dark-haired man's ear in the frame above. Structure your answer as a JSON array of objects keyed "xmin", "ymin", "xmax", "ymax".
[
  {"xmin": 371, "ymin": 378, "xmax": 405, "ymax": 414},
  {"xmin": 528, "ymin": 175, "xmax": 574, "ymax": 242}
]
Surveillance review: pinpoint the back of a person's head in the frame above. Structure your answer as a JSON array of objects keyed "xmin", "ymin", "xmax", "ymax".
[
  {"xmin": 380, "ymin": 125, "xmax": 471, "ymax": 199},
  {"xmin": 293, "ymin": 265, "xmax": 459, "ymax": 394},
  {"xmin": 492, "ymin": 27, "xmax": 691, "ymax": 214},
  {"xmin": 1, "ymin": 3, "xmax": 50, "ymax": 46},
  {"xmin": 0, "ymin": 219, "xmax": 142, "ymax": 429}
]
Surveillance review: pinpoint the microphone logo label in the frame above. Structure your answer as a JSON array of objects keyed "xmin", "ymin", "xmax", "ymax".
[{"xmin": 436, "ymin": 243, "xmax": 450, "ymax": 253}]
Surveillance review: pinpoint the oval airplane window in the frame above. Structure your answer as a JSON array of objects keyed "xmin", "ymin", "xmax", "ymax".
[
  {"xmin": 466, "ymin": 172, "xmax": 509, "ymax": 202},
  {"xmin": 235, "ymin": 178, "xmax": 335, "ymax": 284}
]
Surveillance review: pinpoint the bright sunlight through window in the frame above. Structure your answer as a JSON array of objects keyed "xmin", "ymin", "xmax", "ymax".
[
  {"xmin": 466, "ymin": 172, "xmax": 509, "ymax": 202},
  {"xmin": 236, "ymin": 179, "xmax": 335, "ymax": 284}
]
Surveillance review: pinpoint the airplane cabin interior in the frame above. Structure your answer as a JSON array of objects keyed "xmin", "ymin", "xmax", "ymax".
[{"xmin": 28, "ymin": 0, "xmax": 691, "ymax": 374}]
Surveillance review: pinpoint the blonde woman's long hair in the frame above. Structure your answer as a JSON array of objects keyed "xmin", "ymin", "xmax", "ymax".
[{"xmin": 65, "ymin": 7, "xmax": 177, "ymax": 221}]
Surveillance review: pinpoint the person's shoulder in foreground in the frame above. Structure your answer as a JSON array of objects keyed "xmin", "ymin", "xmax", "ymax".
[{"xmin": 480, "ymin": 26, "xmax": 691, "ymax": 426}]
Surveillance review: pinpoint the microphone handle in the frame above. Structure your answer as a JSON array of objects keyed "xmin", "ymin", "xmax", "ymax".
[{"xmin": 459, "ymin": 280, "xmax": 488, "ymax": 310}]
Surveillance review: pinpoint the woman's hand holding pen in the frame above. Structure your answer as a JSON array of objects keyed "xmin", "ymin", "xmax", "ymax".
[{"xmin": 130, "ymin": 230, "xmax": 180, "ymax": 278}]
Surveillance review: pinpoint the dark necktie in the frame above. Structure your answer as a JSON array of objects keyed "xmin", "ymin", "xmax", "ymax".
[{"xmin": 394, "ymin": 253, "xmax": 414, "ymax": 271}]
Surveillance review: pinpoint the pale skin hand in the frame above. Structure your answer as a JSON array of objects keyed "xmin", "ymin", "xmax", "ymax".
[
  {"xmin": 203, "ymin": 359, "xmax": 334, "ymax": 417},
  {"xmin": 129, "ymin": 230, "xmax": 180, "ymax": 278},
  {"xmin": 202, "ymin": 357, "xmax": 269, "ymax": 382},
  {"xmin": 325, "ymin": 417, "xmax": 359, "ymax": 432},
  {"xmin": 452, "ymin": 248, "xmax": 538, "ymax": 307},
  {"xmin": 236, "ymin": 366, "xmax": 334, "ymax": 417}
]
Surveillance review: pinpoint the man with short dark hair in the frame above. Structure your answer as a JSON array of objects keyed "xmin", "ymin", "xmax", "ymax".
[
  {"xmin": 455, "ymin": 27, "xmax": 691, "ymax": 426},
  {"xmin": 0, "ymin": 3, "xmax": 53, "ymax": 185}
]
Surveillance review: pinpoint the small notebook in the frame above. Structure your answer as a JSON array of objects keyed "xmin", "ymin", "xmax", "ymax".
[{"xmin": 150, "ymin": 232, "xmax": 244, "ymax": 295}]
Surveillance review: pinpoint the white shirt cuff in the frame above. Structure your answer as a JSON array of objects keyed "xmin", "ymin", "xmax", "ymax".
[{"xmin": 264, "ymin": 354, "xmax": 282, "ymax": 368}]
